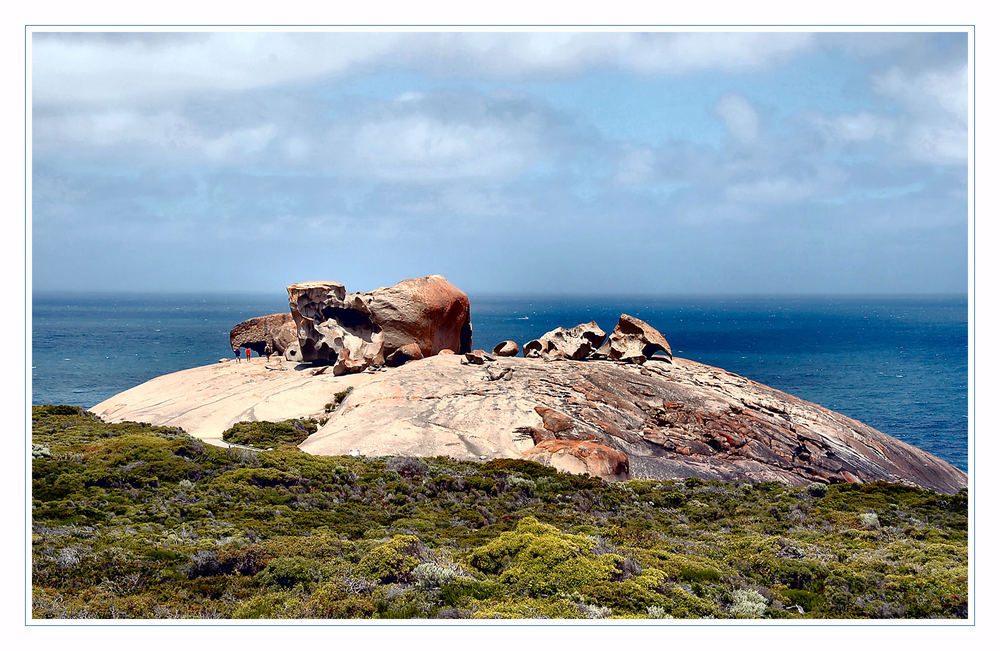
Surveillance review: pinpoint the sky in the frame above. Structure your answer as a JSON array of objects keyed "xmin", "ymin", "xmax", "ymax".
[{"xmin": 30, "ymin": 30, "xmax": 970, "ymax": 296}]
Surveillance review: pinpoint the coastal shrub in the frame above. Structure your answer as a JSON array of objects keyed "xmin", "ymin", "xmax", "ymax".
[
  {"xmin": 221, "ymin": 419, "xmax": 318, "ymax": 448},
  {"xmin": 646, "ymin": 605, "xmax": 671, "ymax": 619},
  {"xmin": 807, "ymin": 482, "xmax": 829, "ymax": 498},
  {"xmin": 233, "ymin": 593, "xmax": 296, "ymax": 619},
  {"xmin": 34, "ymin": 405, "xmax": 87, "ymax": 416},
  {"xmin": 859, "ymin": 512, "xmax": 881, "ymax": 529},
  {"xmin": 469, "ymin": 517, "xmax": 620, "ymax": 596},
  {"xmin": 386, "ymin": 457, "xmax": 429, "ymax": 479},
  {"xmin": 30, "ymin": 408, "xmax": 969, "ymax": 620},
  {"xmin": 257, "ymin": 556, "xmax": 323, "ymax": 590},
  {"xmin": 357, "ymin": 536, "xmax": 423, "ymax": 583},
  {"xmin": 579, "ymin": 603, "xmax": 613, "ymax": 619},
  {"xmin": 471, "ymin": 597, "xmax": 583, "ymax": 619},
  {"xmin": 184, "ymin": 550, "xmax": 221, "ymax": 578},
  {"xmin": 439, "ymin": 578, "xmax": 503, "ymax": 607},
  {"xmin": 308, "ymin": 583, "xmax": 378, "ymax": 618},
  {"xmin": 730, "ymin": 588, "xmax": 768, "ymax": 618},
  {"xmin": 779, "ymin": 588, "xmax": 825, "ymax": 612},
  {"xmin": 411, "ymin": 562, "xmax": 458, "ymax": 589}
]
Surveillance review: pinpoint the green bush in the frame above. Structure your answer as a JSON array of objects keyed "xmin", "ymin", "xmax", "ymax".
[
  {"xmin": 730, "ymin": 588, "xmax": 768, "ymax": 618},
  {"xmin": 222, "ymin": 419, "xmax": 318, "ymax": 447},
  {"xmin": 357, "ymin": 536, "xmax": 422, "ymax": 583},
  {"xmin": 257, "ymin": 556, "xmax": 322, "ymax": 590},
  {"xmin": 469, "ymin": 517, "xmax": 620, "ymax": 596},
  {"xmin": 29, "ymin": 407, "xmax": 969, "ymax": 620}
]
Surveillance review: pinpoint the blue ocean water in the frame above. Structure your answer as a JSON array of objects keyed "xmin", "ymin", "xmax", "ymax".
[{"xmin": 31, "ymin": 293, "xmax": 969, "ymax": 471}]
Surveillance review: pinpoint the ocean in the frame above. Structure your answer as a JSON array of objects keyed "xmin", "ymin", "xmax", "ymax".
[{"xmin": 30, "ymin": 293, "xmax": 969, "ymax": 471}]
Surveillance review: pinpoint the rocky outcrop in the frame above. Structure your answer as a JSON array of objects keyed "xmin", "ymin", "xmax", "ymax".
[
  {"xmin": 522, "ymin": 439, "xmax": 630, "ymax": 481},
  {"xmin": 463, "ymin": 349, "xmax": 496, "ymax": 365},
  {"xmin": 229, "ymin": 313, "xmax": 298, "ymax": 357},
  {"xmin": 385, "ymin": 343, "xmax": 424, "ymax": 367},
  {"xmin": 524, "ymin": 321, "xmax": 607, "ymax": 360},
  {"xmin": 298, "ymin": 355, "xmax": 966, "ymax": 492},
  {"xmin": 286, "ymin": 275, "xmax": 472, "ymax": 374},
  {"xmin": 493, "ymin": 341, "xmax": 520, "ymax": 357},
  {"xmin": 595, "ymin": 314, "xmax": 672, "ymax": 363},
  {"xmin": 92, "ymin": 350, "xmax": 967, "ymax": 493}
]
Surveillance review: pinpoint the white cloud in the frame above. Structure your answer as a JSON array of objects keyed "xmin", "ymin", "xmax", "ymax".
[
  {"xmin": 873, "ymin": 63, "xmax": 968, "ymax": 124},
  {"xmin": 805, "ymin": 60, "xmax": 968, "ymax": 165},
  {"xmin": 872, "ymin": 62, "xmax": 968, "ymax": 164},
  {"xmin": 726, "ymin": 176, "xmax": 821, "ymax": 204},
  {"xmin": 612, "ymin": 146, "xmax": 657, "ymax": 186},
  {"xmin": 714, "ymin": 94, "xmax": 760, "ymax": 144},
  {"xmin": 346, "ymin": 114, "xmax": 539, "ymax": 180},
  {"xmin": 813, "ymin": 112, "xmax": 897, "ymax": 142},
  {"xmin": 202, "ymin": 124, "xmax": 277, "ymax": 161},
  {"xmin": 33, "ymin": 108, "xmax": 279, "ymax": 163},
  {"xmin": 31, "ymin": 32, "xmax": 818, "ymax": 109}
]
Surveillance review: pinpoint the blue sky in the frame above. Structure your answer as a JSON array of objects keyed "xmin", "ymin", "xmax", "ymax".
[{"xmin": 31, "ymin": 31, "xmax": 969, "ymax": 295}]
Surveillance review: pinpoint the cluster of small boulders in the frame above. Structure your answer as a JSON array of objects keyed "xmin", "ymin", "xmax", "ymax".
[{"xmin": 473, "ymin": 313, "xmax": 672, "ymax": 366}]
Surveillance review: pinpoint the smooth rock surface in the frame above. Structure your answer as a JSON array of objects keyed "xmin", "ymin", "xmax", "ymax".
[
  {"xmin": 91, "ymin": 354, "xmax": 967, "ymax": 493},
  {"xmin": 493, "ymin": 341, "xmax": 520, "ymax": 357},
  {"xmin": 522, "ymin": 439, "xmax": 630, "ymax": 481}
]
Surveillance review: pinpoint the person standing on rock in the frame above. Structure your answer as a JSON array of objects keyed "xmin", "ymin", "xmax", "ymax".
[
  {"xmin": 246, "ymin": 347, "xmax": 252, "ymax": 362},
  {"xmin": 233, "ymin": 346, "xmax": 241, "ymax": 363},
  {"xmin": 264, "ymin": 342, "xmax": 273, "ymax": 362}
]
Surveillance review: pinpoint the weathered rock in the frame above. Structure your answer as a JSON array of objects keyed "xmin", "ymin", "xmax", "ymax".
[
  {"xmin": 92, "ymin": 355, "xmax": 968, "ymax": 493},
  {"xmin": 534, "ymin": 406, "xmax": 575, "ymax": 433},
  {"xmin": 523, "ymin": 321, "xmax": 607, "ymax": 360},
  {"xmin": 287, "ymin": 275, "xmax": 472, "ymax": 374},
  {"xmin": 386, "ymin": 343, "xmax": 424, "ymax": 367},
  {"xmin": 229, "ymin": 313, "xmax": 297, "ymax": 357},
  {"xmin": 522, "ymin": 439, "xmax": 630, "ymax": 481},
  {"xmin": 493, "ymin": 340, "xmax": 520, "ymax": 357},
  {"xmin": 463, "ymin": 349, "xmax": 495, "ymax": 365},
  {"xmin": 596, "ymin": 314, "xmax": 671, "ymax": 363}
]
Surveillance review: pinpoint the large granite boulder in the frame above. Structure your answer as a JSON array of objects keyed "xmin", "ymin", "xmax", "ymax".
[
  {"xmin": 523, "ymin": 321, "xmax": 607, "ymax": 360},
  {"xmin": 595, "ymin": 314, "xmax": 672, "ymax": 363},
  {"xmin": 493, "ymin": 340, "xmax": 520, "ymax": 357},
  {"xmin": 93, "ymin": 354, "xmax": 967, "ymax": 493},
  {"xmin": 522, "ymin": 439, "xmax": 631, "ymax": 481},
  {"xmin": 229, "ymin": 313, "xmax": 297, "ymax": 357},
  {"xmin": 287, "ymin": 275, "xmax": 473, "ymax": 374}
]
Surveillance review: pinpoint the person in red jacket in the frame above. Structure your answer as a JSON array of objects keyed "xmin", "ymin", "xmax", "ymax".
[{"xmin": 246, "ymin": 347, "xmax": 252, "ymax": 362}]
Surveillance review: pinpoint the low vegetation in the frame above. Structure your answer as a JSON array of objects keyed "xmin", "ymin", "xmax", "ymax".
[
  {"xmin": 221, "ymin": 419, "xmax": 318, "ymax": 448},
  {"xmin": 31, "ymin": 406, "xmax": 968, "ymax": 619}
]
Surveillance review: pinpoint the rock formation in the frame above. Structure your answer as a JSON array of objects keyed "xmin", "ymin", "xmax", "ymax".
[
  {"xmin": 286, "ymin": 275, "xmax": 473, "ymax": 374},
  {"xmin": 493, "ymin": 341, "xmax": 519, "ymax": 357},
  {"xmin": 463, "ymin": 349, "xmax": 496, "ymax": 365},
  {"xmin": 92, "ymin": 353, "xmax": 967, "ymax": 493},
  {"xmin": 594, "ymin": 314, "xmax": 672, "ymax": 363},
  {"xmin": 385, "ymin": 343, "xmax": 424, "ymax": 368},
  {"xmin": 523, "ymin": 321, "xmax": 607, "ymax": 360},
  {"xmin": 522, "ymin": 439, "xmax": 630, "ymax": 481},
  {"xmin": 229, "ymin": 313, "xmax": 298, "ymax": 358},
  {"xmin": 133, "ymin": 286, "xmax": 967, "ymax": 491}
]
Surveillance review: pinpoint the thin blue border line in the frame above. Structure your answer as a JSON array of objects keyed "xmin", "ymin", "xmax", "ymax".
[{"xmin": 24, "ymin": 24, "xmax": 975, "ymax": 628}]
